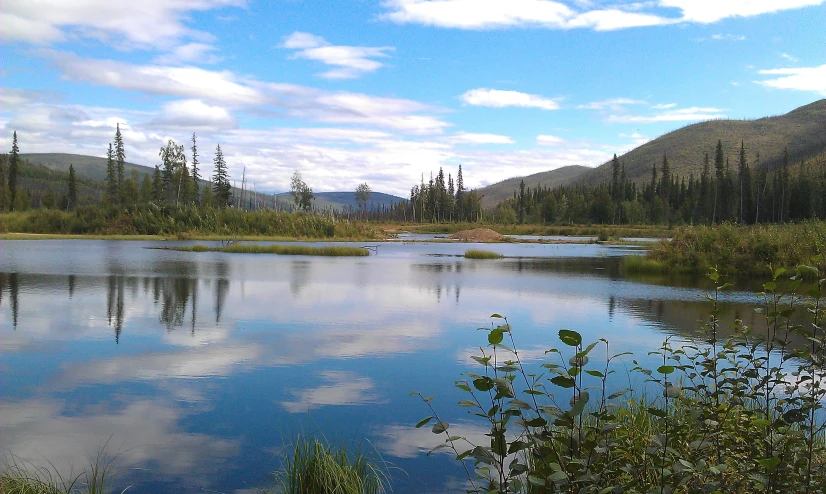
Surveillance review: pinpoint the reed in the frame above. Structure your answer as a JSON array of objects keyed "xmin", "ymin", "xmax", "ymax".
[
  {"xmin": 464, "ymin": 249, "xmax": 504, "ymax": 259},
  {"xmin": 173, "ymin": 244, "xmax": 370, "ymax": 256}
]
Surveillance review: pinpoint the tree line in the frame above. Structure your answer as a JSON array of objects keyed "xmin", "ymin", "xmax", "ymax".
[{"xmin": 494, "ymin": 140, "xmax": 826, "ymax": 225}]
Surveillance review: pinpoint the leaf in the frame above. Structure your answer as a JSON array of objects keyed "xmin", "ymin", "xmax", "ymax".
[
  {"xmin": 490, "ymin": 313, "xmax": 504, "ymax": 319},
  {"xmin": 458, "ymin": 400, "xmax": 478, "ymax": 408},
  {"xmin": 558, "ymin": 329, "xmax": 582, "ymax": 347},
  {"xmin": 657, "ymin": 365, "xmax": 675, "ymax": 375},
  {"xmin": 570, "ymin": 391, "xmax": 590, "ymax": 416},
  {"xmin": 473, "ymin": 377, "xmax": 494, "ymax": 392},
  {"xmin": 647, "ymin": 407, "xmax": 668, "ymax": 418},
  {"xmin": 551, "ymin": 376, "xmax": 576, "ymax": 388},
  {"xmin": 758, "ymin": 457, "xmax": 781, "ymax": 470},
  {"xmin": 607, "ymin": 388, "xmax": 630, "ymax": 400},
  {"xmin": 585, "ymin": 370, "xmax": 605, "ymax": 378},
  {"xmin": 525, "ymin": 417, "xmax": 548, "ymax": 427},
  {"xmin": 415, "ymin": 416, "xmax": 433, "ymax": 428},
  {"xmin": 488, "ymin": 329, "xmax": 504, "ymax": 345},
  {"xmin": 431, "ymin": 421, "xmax": 449, "ymax": 434}
]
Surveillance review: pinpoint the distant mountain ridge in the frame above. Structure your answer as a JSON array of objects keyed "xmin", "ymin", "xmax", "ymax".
[
  {"xmin": 476, "ymin": 165, "xmax": 590, "ymax": 208},
  {"xmin": 578, "ymin": 99, "xmax": 826, "ymax": 185},
  {"xmin": 19, "ymin": 153, "xmax": 406, "ymax": 211}
]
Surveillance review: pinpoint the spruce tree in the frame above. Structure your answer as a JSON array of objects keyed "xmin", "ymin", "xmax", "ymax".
[
  {"xmin": 0, "ymin": 153, "xmax": 8, "ymax": 211},
  {"xmin": 67, "ymin": 164, "xmax": 78, "ymax": 210},
  {"xmin": 8, "ymin": 131, "xmax": 19, "ymax": 211},
  {"xmin": 212, "ymin": 144, "xmax": 231, "ymax": 208},
  {"xmin": 455, "ymin": 164, "xmax": 465, "ymax": 222},
  {"xmin": 153, "ymin": 166, "xmax": 163, "ymax": 204},
  {"xmin": 106, "ymin": 143, "xmax": 118, "ymax": 204},
  {"xmin": 114, "ymin": 124, "xmax": 125, "ymax": 202},
  {"xmin": 191, "ymin": 133, "xmax": 200, "ymax": 205},
  {"xmin": 660, "ymin": 153, "xmax": 671, "ymax": 225},
  {"xmin": 713, "ymin": 140, "xmax": 724, "ymax": 223},
  {"xmin": 611, "ymin": 154, "xmax": 621, "ymax": 201}
]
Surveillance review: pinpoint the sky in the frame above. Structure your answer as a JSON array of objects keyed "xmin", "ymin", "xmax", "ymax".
[{"xmin": 1, "ymin": 0, "xmax": 825, "ymax": 197}]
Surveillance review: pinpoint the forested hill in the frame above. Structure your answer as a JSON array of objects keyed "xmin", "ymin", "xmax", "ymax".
[
  {"xmin": 578, "ymin": 99, "xmax": 826, "ymax": 185},
  {"xmin": 21, "ymin": 153, "xmax": 155, "ymax": 182},
  {"xmin": 476, "ymin": 165, "xmax": 590, "ymax": 208}
]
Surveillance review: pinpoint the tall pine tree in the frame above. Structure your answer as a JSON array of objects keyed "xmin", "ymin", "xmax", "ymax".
[
  {"xmin": 67, "ymin": 164, "xmax": 78, "ymax": 210},
  {"xmin": 114, "ymin": 124, "xmax": 125, "ymax": 202},
  {"xmin": 212, "ymin": 144, "xmax": 231, "ymax": 208},
  {"xmin": 8, "ymin": 131, "xmax": 20, "ymax": 211},
  {"xmin": 191, "ymin": 133, "xmax": 200, "ymax": 205},
  {"xmin": 106, "ymin": 143, "xmax": 118, "ymax": 204}
]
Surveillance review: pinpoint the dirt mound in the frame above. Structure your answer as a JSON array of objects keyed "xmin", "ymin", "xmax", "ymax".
[{"xmin": 449, "ymin": 228, "xmax": 504, "ymax": 242}]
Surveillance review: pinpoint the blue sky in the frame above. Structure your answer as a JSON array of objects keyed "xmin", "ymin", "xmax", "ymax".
[{"xmin": 2, "ymin": 1, "xmax": 825, "ymax": 196}]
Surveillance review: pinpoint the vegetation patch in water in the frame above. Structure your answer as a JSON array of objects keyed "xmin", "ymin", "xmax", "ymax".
[
  {"xmin": 635, "ymin": 220, "xmax": 826, "ymax": 277},
  {"xmin": 464, "ymin": 249, "xmax": 504, "ymax": 259},
  {"xmin": 268, "ymin": 436, "xmax": 389, "ymax": 494},
  {"xmin": 174, "ymin": 243, "xmax": 370, "ymax": 256}
]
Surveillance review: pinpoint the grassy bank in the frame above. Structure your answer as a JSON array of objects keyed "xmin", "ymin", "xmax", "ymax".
[
  {"xmin": 0, "ymin": 207, "xmax": 382, "ymax": 240},
  {"xmin": 626, "ymin": 221, "xmax": 826, "ymax": 276},
  {"xmin": 169, "ymin": 244, "xmax": 370, "ymax": 256},
  {"xmin": 464, "ymin": 249, "xmax": 504, "ymax": 259}
]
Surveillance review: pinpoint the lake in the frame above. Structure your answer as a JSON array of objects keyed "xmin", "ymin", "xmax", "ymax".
[{"xmin": 0, "ymin": 239, "xmax": 768, "ymax": 493}]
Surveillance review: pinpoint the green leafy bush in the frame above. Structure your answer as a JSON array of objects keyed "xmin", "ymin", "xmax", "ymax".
[{"xmin": 415, "ymin": 266, "xmax": 826, "ymax": 493}]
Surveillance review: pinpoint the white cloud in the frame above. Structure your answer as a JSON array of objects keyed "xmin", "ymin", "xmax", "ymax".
[
  {"xmin": 780, "ymin": 52, "xmax": 800, "ymax": 63},
  {"xmin": 280, "ymin": 371, "xmax": 380, "ymax": 413},
  {"xmin": 381, "ymin": 0, "xmax": 824, "ymax": 30},
  {"xmin": 696, "ymin": 33, "xmax": 746, "ymax": 41},
  {"xmin": 450, "ymin": 132, "xmax": 514, "ymax": 144},
  {"xmin": 659, "ymin": 0, "xmax": 826, "ymax": 23},
  {"xmin": 652, "ymin": 103, "xmax": 677, "ymax": 109},
  {"xmin": 461, "ymin": 88, "xmax": 560, "ymax": 110},
  {"xmin": 281, "ymin": 32, "xmax": 394, "ymax": 79},
  {"xmin": 1, "ymin": 0, "xmax": 244, "ymax": 48},
  {"xmin": 42, "ymin": 52, "xmax": 450, "ymax": 134},
  {"xmin": 153, "ymin": 43, "xmax": 223, "ymax": 65},
  {"xmin": 757, "ymin": 64, "xmax": 826, "ymax": 96},
  {"xmin": 607, "ymin": 106, "xmax": 726, "ymax": 123},
  {"xmin": 577, "ymin": 98, "xmax": 646, "ymax": 110},
  {"xmin": 154, "ymin": 99, "xmax": 237, "ymax": 131},
  {"xmin": 536, "ymin": 134, "xmax": 565, "ymax": 146}
]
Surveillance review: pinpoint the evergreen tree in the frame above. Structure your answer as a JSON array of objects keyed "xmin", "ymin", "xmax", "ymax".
[
  {"xmin": 738, "ymin": 140, "xmax": 753, "ymax": 224},
  {"xmin": 140, "ymin": 173, "xmax": 153, "ymax": 204},
  {"xmin": 455, "ymin": 164, "xmax": 465, "ymax": 222},
  {"xmin": 649, "ymin": 162, "xmax": 658, "ymax": 222},
  {"xmin": 713, "ymin": 140, "xmax": 724, "ymax": 223},
  {"xmin": 0, "ymin": 154, "xmax": 8, "ymax": 211},
  {"xmin": 611, "ymin": 154, "xmax": 621, "ymax": 201},
  {"xmin": 8, "ymin": 131, "xmax": 19, "ymax": 211},
  {"xmin": 114, "ymin": 124, "xmax": 125, "ymax": 202},
  {"xmin": 447, "ymin": 173, "xmax": 455, "ymax": 221},
  {"xmin": 106, "ymin": 143, "xmax": 118, "ymax": 204},
  {"xmin": 212, "ymin": 144, "xmax": 231, "ymax": 208},
  {"xmin": 191, "ymin": 133, "xmax": 200, "ymax": 205},
  {"xmin": 518, "ymin": 179, "xmax": 526, "ymax": 224},
  {"xmin": 699, "ymin": 152, "xmax": 711, "ymax": 224},
  {"xmin": 660, "ymin": 153, "xmax": 671, "ymax": 225},
  {"xmin": 67, "ymin": 164, "xmax": 78, "ymax": 210}
]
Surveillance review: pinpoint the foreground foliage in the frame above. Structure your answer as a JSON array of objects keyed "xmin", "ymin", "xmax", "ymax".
[
  {"xmin": 415, "ymin": 265, "xmax": 826, "ymax": 493},
  {"xmin": 0, "ymin": 449, "xmax": 118, "ymax": 494},
  {"xmin": 636, "ymin": 221, "xmax": 826, "ymax": 276}
]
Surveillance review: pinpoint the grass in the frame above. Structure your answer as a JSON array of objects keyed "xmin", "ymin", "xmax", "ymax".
[
  {"xmin": 389, "ymin": 222, "xmax": 671, "ymax": 238},
  {"xmin": 267, "ymin": 437, "xmax": 389, "ymax": 494},
  {"xmin": 1, "ymin": 448, "xmax": 119, "ymax": 494},
  {"xmin": 171, "ymin": 243, "xmax": 371, "ymax": 256},
  {"xmin": 464, "ymin": 249, "xmax": 504, "ymax": 259},
  {"xmin": 635, "ymin": 220, "xmax": 826, "ymax": 276}
]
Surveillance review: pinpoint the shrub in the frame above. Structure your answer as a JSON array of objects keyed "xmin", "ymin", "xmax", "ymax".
[{"xmin": 414, "ymin": 266, "xmax": 826, "ymax": 493}]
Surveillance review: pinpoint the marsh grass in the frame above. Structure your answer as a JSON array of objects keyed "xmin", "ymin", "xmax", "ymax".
[
  {"xmin": 268, "ymin": 437, "xmax": 390, "ymax": 494},
  {"xmin": 465, "ymin": 249, "xmax": 504, "ymax": 259},
  {"xmin": 172, "ymin": 244, "xmax": 370, "ymax": 256},
  {"xmin": 398, "ymin": 222, "xmax": 671, "ymax": 238},
  {"xmin": 1, "ymin": 447, "xmax": 123, "ymax": 494}
]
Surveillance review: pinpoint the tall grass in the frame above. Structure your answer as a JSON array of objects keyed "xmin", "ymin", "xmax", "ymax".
[
  {"xmin": 464, "ymin": 249, "xmax": 504, "ymax": 259},
  {"xmin": 172, "ymin": 244, "xmax": 370, "ymax": 256},
  {"xmin": 268, "ymin": 437, "xmax": 389, "ymax": 494},
  {"xmin": 0, "ymin": 207, "xmax": 382, "ymax": 240},
  {"xmin": 1, "ymin": 448, "xmax": 121, "ymax": 494},
  {"xmin": 643, "ymin": 220, "xmax": 826, "ymax": 276}
]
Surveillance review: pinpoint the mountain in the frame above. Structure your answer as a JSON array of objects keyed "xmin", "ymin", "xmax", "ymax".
[
  {"xmin": 19, "ymin": 153, "xmax": 406, "ymax": 211},
  {"xmin": 578, "ymin": 99, "xmax": 826, "ymax": 185},
  {"xmin": 476, "ymin": 165, "xmax": 590, "ymax": 208}
]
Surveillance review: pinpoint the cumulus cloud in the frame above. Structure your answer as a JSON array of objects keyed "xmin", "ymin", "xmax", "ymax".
[
  {"xmin": 607, "ymin": 106, "xmax": 726, "ymax": 123},
  {"xmin": 381, "ymin": 0, "xmax": 824, "ymax": 30},
  {"xmin": 280, "ymin": 371, "xmax": 380, "ymax": 413},
  {"xmin": 153, "ymin": 99, "xmax": 237, "ymax": 131},
  {"xmin": 461, "ymin": 88, "xmax": 560, "ymax": 110},
  {"xmin": 757, "ymin": 64, "xmax": 826, "ymax": 96},
  {"xmin": 536, "ymin": 134, "xmax": 565, "ymax": 146},
  {"xmin": 153, "ymin": 43, "xmax": 223, "ymax": 65},
  {"xmin": 449, "ymin": 132, "xmax": 514, "ymax": 144},
  {"xmin": 1, "ymin": 0, "xmax": 244, "ymax": 48},
  {"xmin": 281, "ymin": 32, "xmax": 394, "ymax": 79},
  {"xmin": 577, "ymin": 98, "xmax": 646, "ymax": 110}
]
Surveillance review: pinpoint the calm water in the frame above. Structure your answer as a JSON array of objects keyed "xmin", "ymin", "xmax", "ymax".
[{"xmin": 0, "ymin": 240, "xmax": 766, "ymax": 493}]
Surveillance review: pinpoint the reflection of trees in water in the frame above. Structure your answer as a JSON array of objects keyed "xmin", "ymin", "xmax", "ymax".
[
  {"xmin": 214, "ymin": 260, "xmax": 230, "ymax": 324},
  {"xmin": 106, "ymin": 275, "xmax": 126, "ymax": 343},
  {"xmin": 290, "ymin": 260, "xmax": 311, "ymax": 295},
  {"xmin": 0, "ymin": 272, "xmax": 20, "ymax": 328}
]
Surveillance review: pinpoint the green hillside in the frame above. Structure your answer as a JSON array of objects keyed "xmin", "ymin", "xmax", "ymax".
[
  {"xmin": 476, "ymin": 165, "xmax": 590, "ymax": 208},
  {"xmin": 21, "ymin": 153, "xmax": 155, "ymax": 182},
  {"xmin": 578, "ymin": 99, "xmax": 826, "ymax": 185}
]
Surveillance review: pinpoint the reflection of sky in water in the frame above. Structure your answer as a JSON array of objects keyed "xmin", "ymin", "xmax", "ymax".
[{"xmin": 0, "ymin": 240, "xmax": 775, "ymax": 493}]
